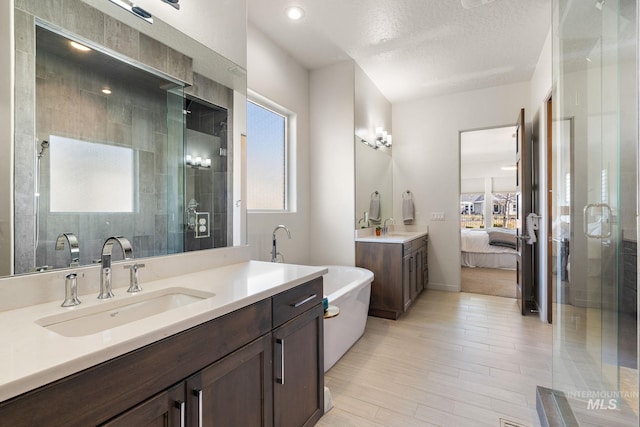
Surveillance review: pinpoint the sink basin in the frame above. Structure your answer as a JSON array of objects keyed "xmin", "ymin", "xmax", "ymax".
[{"xmin": 36, "ymin": 287, "xmax": 215, "ymax": 337}]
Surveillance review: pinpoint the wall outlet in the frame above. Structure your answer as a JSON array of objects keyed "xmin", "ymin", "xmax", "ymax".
[
  {"xmin": 431, "ymin": 212, "xmax": 445, "ymax": 221},
  {"xmin": 195, "ymin": 212, "xmax": 210, "ymax": 238}
]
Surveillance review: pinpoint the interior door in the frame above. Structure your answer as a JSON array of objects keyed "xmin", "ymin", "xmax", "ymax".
[{"xmin": 515, "ymin": 108, "xmax": 533, "ymax": 315}]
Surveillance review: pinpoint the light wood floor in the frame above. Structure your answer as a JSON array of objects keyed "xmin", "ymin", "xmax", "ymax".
[
  {"xmin": 317, "ymin": 290, "xmax": 552, "ymax": 427},
  {"xmin": 461, "ymin": 267, "xmax": 517, "ymax": 299}
]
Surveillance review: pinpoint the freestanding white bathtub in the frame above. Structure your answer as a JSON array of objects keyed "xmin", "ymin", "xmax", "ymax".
[{"xmin": 321, "ymin": 265, "xmax": 373, "ymax": 372}]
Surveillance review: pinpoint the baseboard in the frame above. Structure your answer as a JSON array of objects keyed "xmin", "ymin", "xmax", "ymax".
[{"xmin": 426, "ymin": 282, "xmax": 460, "ymax": 292}]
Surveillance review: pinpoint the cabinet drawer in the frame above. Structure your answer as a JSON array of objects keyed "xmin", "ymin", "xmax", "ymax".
[{"xmin": 273, "ymin": 277, "xmax": 323, "ymax": 328}]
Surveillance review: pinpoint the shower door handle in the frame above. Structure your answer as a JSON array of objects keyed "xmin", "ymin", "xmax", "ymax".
[{"xmin": 583, "ymin": 203, "xmax": 612, "ymax": 238}]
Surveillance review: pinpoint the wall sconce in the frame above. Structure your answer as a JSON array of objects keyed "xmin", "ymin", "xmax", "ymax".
[
  {"xmin": 185, "ymin": 154, "xmax": 211, "ymax": 169},
  {"xmin": 375, "ymin": 127, "xmax": 393, "ymax": 148}
]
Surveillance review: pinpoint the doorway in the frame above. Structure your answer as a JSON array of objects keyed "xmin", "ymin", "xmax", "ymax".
[{"xmin": 459, "ymin": 126, "xmax": 518, "ymax": 298}]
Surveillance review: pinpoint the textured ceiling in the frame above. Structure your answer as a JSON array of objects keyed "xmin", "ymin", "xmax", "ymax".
[{"xmin": 248, "ymin": 0, "xmax": 551, "ymax": 102}]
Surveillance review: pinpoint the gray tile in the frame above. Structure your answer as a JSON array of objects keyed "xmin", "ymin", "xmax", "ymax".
[
  {"xmin": 139, "ymin": 34, "xmax": 167, "ymax": 75},
  {"xmin": 166, "ymin": 47, "xmax": 193, "ymax": 85},
  {"xmin": 62, "ymin": 1, "xmax": 105, "ymax": 46},
  {"xmin": 14, "ymin": 9, "xmax": 34, "ymax": 55},
  {"xmin": 138, "ymin": 151, "xmax": 156, "ymax": 194},
  {"xmin": 132, "ymin": 107, "xmax": 154, "ymax": 152},
  {"xmin": 104, "ymin": 16, "xmax": 139, "ymax": 60}
]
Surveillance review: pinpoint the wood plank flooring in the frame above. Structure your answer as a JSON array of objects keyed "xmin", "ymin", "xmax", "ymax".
[{"xmin": 318, "ymin": 290, "xmax": 552, "ymax": 427}]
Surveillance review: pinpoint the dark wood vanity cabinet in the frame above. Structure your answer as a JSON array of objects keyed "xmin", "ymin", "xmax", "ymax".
[
  {"xmin": 357, "ymin": 235, "xmax": 428, "ymax": 319},
  {"xmin": 272, "ymin": 278, "xmax": 325, "ymax": 427},
  {"xmin": 101, "ymin": 382, "xmax": 186, "ymax": 427},
  {"xmin": 0, "ymin": 278, "xmax": 324, "ymax": 427},
  {"xmin": 185, "ymin": 334, "xmax": 274, "ymax": 427}
]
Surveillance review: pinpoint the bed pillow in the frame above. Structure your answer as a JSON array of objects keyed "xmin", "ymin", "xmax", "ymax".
[{"xmin": 487, "ymin": 230, "xmax": 517, "ymax": 249}]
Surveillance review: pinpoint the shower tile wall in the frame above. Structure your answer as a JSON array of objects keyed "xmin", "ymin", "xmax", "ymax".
[
  {"xmin": 14, "ymin": 0, "xmax": 234, "ymax": 274},
  {"xmin": 27, "ymin": 42, "xmax": 169, "ymax": 271}
]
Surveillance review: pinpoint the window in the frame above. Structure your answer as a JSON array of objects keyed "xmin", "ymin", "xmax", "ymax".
[{"xmin": 246, "ymin": 100, "xmax": 288, "ymax": 210}]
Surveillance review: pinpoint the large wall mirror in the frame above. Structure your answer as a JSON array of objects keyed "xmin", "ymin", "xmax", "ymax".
[
  {"xmin": 5, "ymin": 0, "xmax": 246, "ymax": 276},
  {"xmin": 355, "ymin": 136, "xmax": 393, "ymax": 228}
]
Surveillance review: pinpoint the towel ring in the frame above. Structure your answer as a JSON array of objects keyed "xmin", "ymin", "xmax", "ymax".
[
  {"xmin": 370, "ymin": 191, "xmax": 380, "ymax": 199},
  {"xmin": 402, "ymin": 190, "xmax": 413, "ymax": 200}
]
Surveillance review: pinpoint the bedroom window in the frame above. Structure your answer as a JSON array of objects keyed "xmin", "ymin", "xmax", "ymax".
[
  {"xmin": 491, "ymin": 192, "xmax": 517, "ymax": 229},
  {"xmin": 460, "ymin": 193, "xmax": 484, "ymax": 228}
]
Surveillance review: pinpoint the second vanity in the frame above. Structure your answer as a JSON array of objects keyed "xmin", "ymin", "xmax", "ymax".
[
  {"xmin": 355, "ymin": 227, "xmax": 428, "ymax": 319},
  {"xmin": 0, "ymin": 247, "xmax": 326, "ymax": 426}
]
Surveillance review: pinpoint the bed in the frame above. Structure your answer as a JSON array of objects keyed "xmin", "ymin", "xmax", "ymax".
[{"xmin": 460, "ymin": 228, "xmax": 517, "ymax": 269}]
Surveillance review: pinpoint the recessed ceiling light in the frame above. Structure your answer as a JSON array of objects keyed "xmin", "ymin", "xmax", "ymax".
[
  {"xmin": 102, "ymin": 88, "xmax": 112, "ymax": 95},
  {"xmin": 70, "ymin": 41, "xmax": 91, "ymax": 52},
  {"xmin": 285, "ymin": 6, "xmax": 305, "ymax": 21}
]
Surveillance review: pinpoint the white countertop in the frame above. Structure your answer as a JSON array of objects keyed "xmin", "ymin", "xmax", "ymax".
[
  {"xmin": 0, "ymin": 260, "xmax": 327, "ymax": 402},
  {"xmin": 355, "ymin": 226, "xmax": 428, "ymax": 244}
]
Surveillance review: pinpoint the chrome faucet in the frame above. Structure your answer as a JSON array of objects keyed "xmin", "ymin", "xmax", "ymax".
[
  {"xmin": 98, "ymin": 236, "xmax": 133, "ymax": 299},
  {"xmin": 124, "ymin": 263, "xmax": 146, "ymax": 293},
  {"xmin": 382, "ymin": 218, "xmax": 395, "ymax": 235},
  {"xmin": 271, "ymin": 225, "xmax": 291, "ymax": 263},
  {"xmin": 55, "ymin": 233, "xmax": 80, "ymax": 267},
  {"xmin": 61, "ymin": 272, "xmax": 81, "ymax": 307}
]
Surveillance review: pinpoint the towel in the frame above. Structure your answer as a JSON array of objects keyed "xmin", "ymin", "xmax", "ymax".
[
  {"xmin": 526, "ymin": 213, "xmax": 539, "ymax": 244},
  {"xmin": 369, "ymin": 198, "xmax": 381, "ymax": 222},
  {"xmin": 402, "ymin": 198, "xmax": 414, "ymax": 223}
]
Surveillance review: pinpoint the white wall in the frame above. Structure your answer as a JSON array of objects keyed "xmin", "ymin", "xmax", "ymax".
[
  {"xmin": 529, "ymin": 29, "xmax": 552, "ymax": 322},
  {"xmin": 393, "ymin": 82, "xmax": 531, "ymax": 291},
  {"xmin": 117, "ymin": 0, "xmax": 247, "ymax": 68},
  {"xmin": 246, "ymin": 25, "xmax": 311, "ymax": 264},
  {"xmin": 309, "ymin": 61, "xmax": 356, "ymax": 266}
]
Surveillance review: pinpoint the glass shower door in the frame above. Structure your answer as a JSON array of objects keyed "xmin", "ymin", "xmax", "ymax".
[{"xmin": 552, "ymin": 0, "xmax": 637, "ymax": 424}]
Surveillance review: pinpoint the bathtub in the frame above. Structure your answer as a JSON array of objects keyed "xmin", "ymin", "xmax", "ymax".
[{"xmin": 321, "ymin": 265, "xmax": 373, "ymax": 372}]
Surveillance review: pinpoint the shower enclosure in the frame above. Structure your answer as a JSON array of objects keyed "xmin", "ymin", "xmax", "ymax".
[{"xmin": 549, "ymin": 0, "xmax": 638, "ymax": 424}]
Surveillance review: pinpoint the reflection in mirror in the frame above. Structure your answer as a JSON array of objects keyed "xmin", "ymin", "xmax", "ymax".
[
  {"xmin": 18, "ymin": 25, "xmax": 186, "ymax": 274},
  {"xmin": 354, "ymin": 136, "xmax": 393, "ymax": 228},
  {"xmin": 9, "ymin": 0, "xmax": 246, "ymax": 277}
]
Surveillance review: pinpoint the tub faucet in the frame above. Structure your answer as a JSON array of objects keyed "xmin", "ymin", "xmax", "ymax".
[
  {"xmin": 271, "ymin": 225, "xmax": 291, "ymax": 263},
  {"xmin": 382, "ymin": 218, "xmax": 395, "ymax": 235},
  {"xmin": 55, "ymin": 233, "xmax": 80, "ymax": 267},
  {"xmin": 98, "ymin": 236, "xmax": 133, "ymax": 299}
]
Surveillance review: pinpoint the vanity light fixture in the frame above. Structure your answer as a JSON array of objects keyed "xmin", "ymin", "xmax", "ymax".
[
  {"xmin": 375, "ymin": 126, "xmax": 393, "ymax": 148},
  {"xmin": 108, "ymin": 0, "xmax": 153, "ymax": 24},
  {"xmin": 70, "ymin": 41, "xmax": 91, "ymax": 52},
  {"xmin": 285, "ymin": 6, "xmax": 305, "ymax": 21},
  {"xmin": 161, "ymin": 0, "xmax": 180, "ymax": 10}
]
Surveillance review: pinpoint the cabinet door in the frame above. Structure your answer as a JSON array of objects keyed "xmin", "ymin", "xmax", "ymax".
[
  {"xmin": 186, "ymin": 334, "xmax": 273, "ymax": 427},
  {"xmin": 101, "ymin": 383, "xmax": 185, "ymax": 427},
  {"xmin": 273, "ymin": 304, "xmax": 324, "ymax": 427},
  {"xmin": 403, "ymin": 253, "xmax": 413, "ymax": 311},
  {"xmin": 415, "ymin": 246, "xmax": 426, "ymax": 295}
]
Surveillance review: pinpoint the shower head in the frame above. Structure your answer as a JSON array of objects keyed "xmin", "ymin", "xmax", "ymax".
[{"xmin": 37, "ymin": 140, "xmax": 49, "ymax": 158}]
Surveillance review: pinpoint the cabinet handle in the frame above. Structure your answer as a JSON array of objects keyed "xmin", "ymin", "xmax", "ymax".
[
  {"xmin": 175, "ymin": 400, "xmax": 185, "ymax": 427},
  {"xmin": 291, "ymin": 294, "xmax": 317, "ymax": 308},
  {"xmin": 193, "ymin": 389, "xmax": 203, "ymax": 427},
  {"xmin": 276, "ymin": 338, "xmax": 285, "ymax": 385}
]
